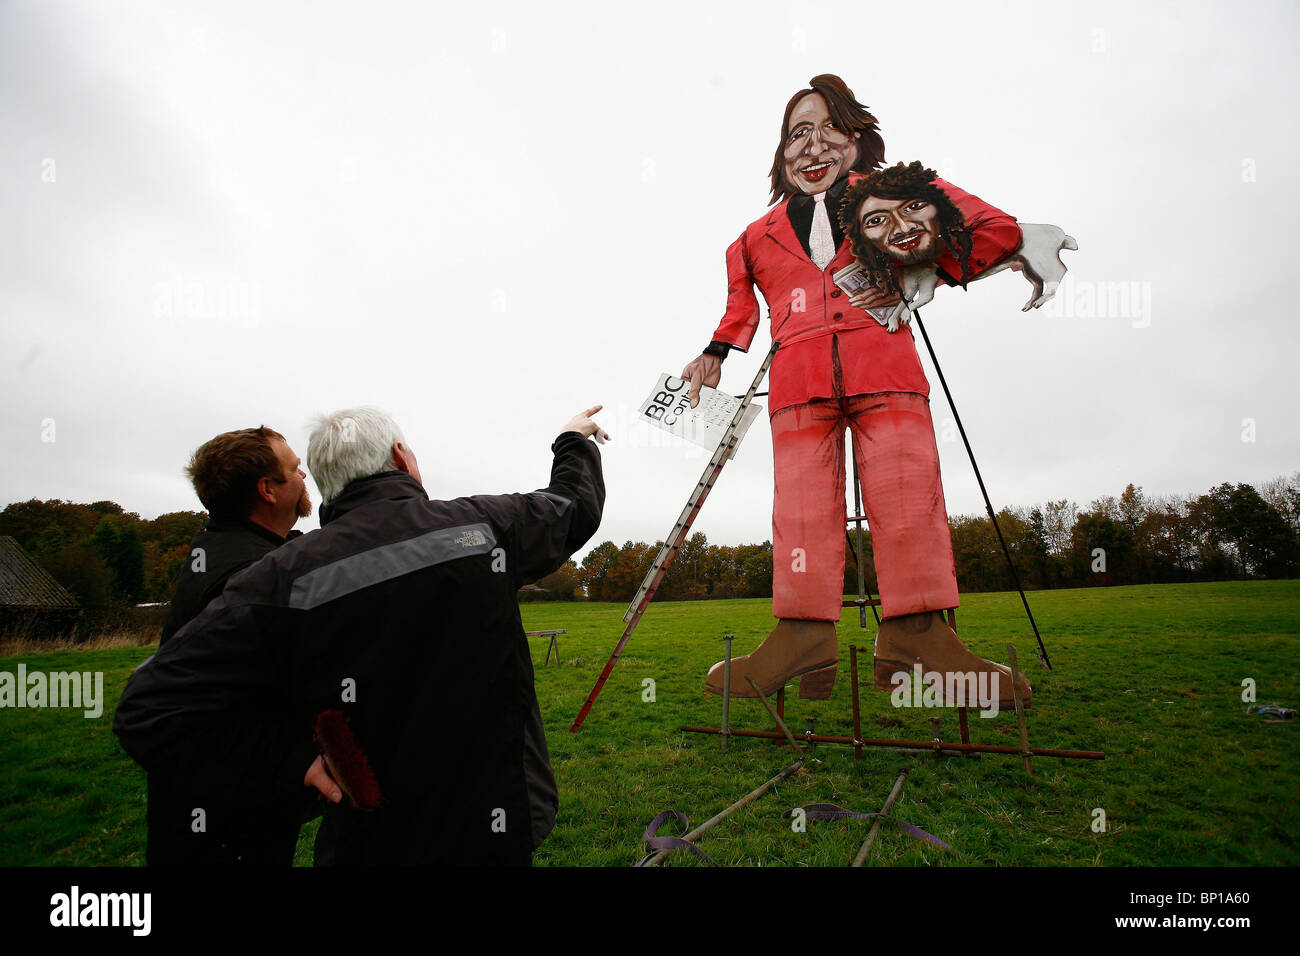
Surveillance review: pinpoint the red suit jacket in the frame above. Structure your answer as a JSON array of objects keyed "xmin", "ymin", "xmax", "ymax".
[{"xmin": 710, "ymin": 176, "xmax": 1022, "ymax": 414}]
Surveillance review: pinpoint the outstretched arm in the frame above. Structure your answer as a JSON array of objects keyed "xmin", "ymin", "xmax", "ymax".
[
  {"xmin": 885, "ymin": 222, "xmax": 1078, "ymax": 324},
  {"xmin": 974, "ymin": 222, "xmax": 1079, "ymax": 311},
  {"xmin": 682, "ymin": 231, "xmax": 762, "ymax": 407},
  {"xmin": 466, "ymin": 408, "xmax": 608, "ymax": 588},
  {"xmin": 862, "ymin": 178, "xmax": 1075, "ymax": 328}
]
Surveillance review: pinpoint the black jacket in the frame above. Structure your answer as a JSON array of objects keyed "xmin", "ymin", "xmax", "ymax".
[
  {"xmin": 115, "ymin": 431, "xmax": 604, "ymax": 865},
  {"xmin": 149, "ymin": 516, "xmax": 303, "ymax": 865},
  {"xmin": 160, "ymin": 517, "xmax": 298, "ymax": 645}
]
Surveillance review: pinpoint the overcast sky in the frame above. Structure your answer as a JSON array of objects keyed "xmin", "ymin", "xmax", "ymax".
[{"xmin": 2, "ymin": 0, "xmax": 1297, "ymax": 559}]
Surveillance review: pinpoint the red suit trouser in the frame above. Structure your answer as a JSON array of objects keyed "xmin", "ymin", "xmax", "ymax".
[{"xmin": 770, "ymin": 391, "xmax": 959, "ymax": 621}]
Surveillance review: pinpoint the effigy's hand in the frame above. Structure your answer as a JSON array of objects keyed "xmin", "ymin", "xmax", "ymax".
[
  {"xmin": 1008, "ymin": 223, "xmax": 1079, "ymax": 311},
  {"xmin": 847, "ymin": 285, "xmax": 900, "ymax": 312},
  {"xmin": 887, "ymin": 265, "xmax": 940, "ymax": 331},
  {"xmin": 681, "ymin": 353, "xmax": 722, "ymax": 408}
]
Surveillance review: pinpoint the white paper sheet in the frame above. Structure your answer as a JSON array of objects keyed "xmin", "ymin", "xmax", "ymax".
[{"xmin": 637, "ymin": 373, "xmax": 762, "ymax": 458}]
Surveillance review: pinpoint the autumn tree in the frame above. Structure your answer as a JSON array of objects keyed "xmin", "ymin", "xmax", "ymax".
[
  {"xmin": 579, "ymin": 541, "xmax": 620, "ymax": 601},
  {"xmin": 1071, "ymin": 506, "xmax": 1133, "ymax": 586},
  {"xmin": 1259, "ymin": 473, "xmax": 1300, "ymax": 536},
  {"xmin": 659, "ymin": 533, "xmax": 709, "ymax": 601},
  {"xmin": 92, "ymin": 516, "xmax": 145, "ymax": 604},
  {"xmin": 950, "ymin": 514, "xmax": 1004, "ymax": 592},
  {"xmin": 522, "ymin": 561, "xmax": 582, "ymax": 601},
  {"xmin": 1190, "ymin": 482, "xmax": 1298, "ymax": 578}
]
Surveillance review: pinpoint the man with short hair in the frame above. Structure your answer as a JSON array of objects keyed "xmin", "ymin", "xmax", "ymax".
[
  {"xmin": 148, "ymin": 425, "xmax": 312, "ymax": 866},
  {"xmin": 160, "ymin": 426, "xmax": 311, "ymax": 645},
  {"xmin": 115, "ymin": 405, "xmax": 607, "ymax": 865}
]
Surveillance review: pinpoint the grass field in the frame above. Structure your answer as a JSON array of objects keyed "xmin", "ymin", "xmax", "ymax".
[{"xmin": 1, "ymin": 580, "xmax": 1297, "ymax": 866}]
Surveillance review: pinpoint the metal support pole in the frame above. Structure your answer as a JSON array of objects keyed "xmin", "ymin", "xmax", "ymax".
[
  {"xmin": 947, "ymin": 611, "xmax": 973, "ymax": 749},
  {"xmin": 851, "ymin": 770, "xmax": 909, "ymax": 867},
  {"xmin": 1009, "ymin": 645, "xmax": 1033, "ymax": 776},
  {"xmin": 721, "ymin": 635, "xmax": 733, "ymax": 751},
  {"xmin": 677, "ymin": 725, "xmax": 1103, "ymax": 760},
  {"xmin": 848, "ymin": 437, "xmax": 877, "ymax": 629},
  {"xmin": 849, "ymin": 644, "xmax": 863, "ymax": 762},
  {"xmin": 747, "ymin": 675, "xmax": 804, "ymax": 757},
  {"xmin": 774, "ymin": 685, "xmax": 785, "ymax": 747}
]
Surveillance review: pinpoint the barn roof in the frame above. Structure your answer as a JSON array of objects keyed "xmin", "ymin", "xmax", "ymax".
[{"xmin": 0, "ymin": 536, "xmax": 79, "ymax": 608}]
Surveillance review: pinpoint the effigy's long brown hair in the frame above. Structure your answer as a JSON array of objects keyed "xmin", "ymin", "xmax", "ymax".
[
  {"xmin": 768, "ymin": 74, "xmax": 885, "ymax": 205},
  {"xmin": 839, "ymin": 161, "xmax": 973, "ymax": 296}
]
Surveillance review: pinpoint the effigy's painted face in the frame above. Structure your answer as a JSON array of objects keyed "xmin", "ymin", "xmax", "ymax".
[
  {"xmin": 853, "ymin": 195, "xmax": 941, "ymax": 264},
  {"xmin": 782, "ymin": 93, "xmax": 859, "ymax": 196}
]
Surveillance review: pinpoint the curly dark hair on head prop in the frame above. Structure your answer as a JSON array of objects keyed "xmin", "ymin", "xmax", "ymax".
[{"xmin": 839, "ymin": 161, "xmax": 974, "ymax": 297}]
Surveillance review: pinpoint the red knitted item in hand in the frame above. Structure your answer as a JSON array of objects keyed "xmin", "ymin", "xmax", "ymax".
[{"xmin": 313, "ymin": 710, "xmax": 382, "ymax": 811}]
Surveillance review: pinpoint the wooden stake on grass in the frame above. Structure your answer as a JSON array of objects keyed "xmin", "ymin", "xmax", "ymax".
[
  {"xmin": 851, "ymin": 770, "xmax": 909, "ymax": 867},
  {"xmin": 641, "ymin": 759, "xmax": 805, "ymax": 867},
  {"xmin": 747, "ymin": 674, "xmax": 804, "ymax": 758},
  {"xmin": 1008, "ymin": 645, "xmax": 1032, "ymax": 776}
]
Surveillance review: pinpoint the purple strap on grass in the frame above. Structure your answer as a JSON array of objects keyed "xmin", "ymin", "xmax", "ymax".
[
  {"xmin": 634, "ymin": 810, "xmax": 719, "ymax": 867},
  {"xmin": 782, "ymin": 803, "xmax": 952, "ymax": 851}
]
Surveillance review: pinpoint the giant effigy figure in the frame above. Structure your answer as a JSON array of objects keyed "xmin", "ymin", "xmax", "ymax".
[{"xmin": 680, "ymin": 75, "xmax": 1041, "ymax": 706}]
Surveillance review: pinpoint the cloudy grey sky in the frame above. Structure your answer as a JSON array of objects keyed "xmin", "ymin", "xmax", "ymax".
[{"xmin": 2, "ymin": 0, "xmax": 1297, "ymax": 558}]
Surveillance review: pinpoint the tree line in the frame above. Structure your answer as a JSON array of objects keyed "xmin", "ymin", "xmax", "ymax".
[
  {"xmin": 531, "ymin": 476, "xmax": 1300, "ymax": 602},
  {"xmin": 3, "ymin": 474, "xmax": 1297, "ymax": 610},
  {"xmin": 0, "ymin": 500, "xmax": 205, "ymax": 608}
]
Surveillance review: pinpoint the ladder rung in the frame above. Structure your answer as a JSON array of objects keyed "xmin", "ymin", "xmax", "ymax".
[{"xmin": 842, "ymin": 599, "xmax": 881, "ymax": 607}]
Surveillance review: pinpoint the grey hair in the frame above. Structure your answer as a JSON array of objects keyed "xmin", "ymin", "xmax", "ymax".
[{"xmin": 307, "ymin": 406, "xmax": 407, "ymax": 503}]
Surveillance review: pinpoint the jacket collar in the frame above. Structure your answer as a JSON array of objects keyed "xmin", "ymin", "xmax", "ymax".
[
  {"xmin": 319, "ymin": 471, "xmax": 428, "ymax": 526},
  {"xmin": 785, "ymin": 174, "xmax": 852, "ymax": 215},
  {"xmin": 205, "ymin": 515, "xmax": 289, "ymax": 546},
  {"xmin": 763, "ymin": 174, "xmax": 858, "ymax": 265}
]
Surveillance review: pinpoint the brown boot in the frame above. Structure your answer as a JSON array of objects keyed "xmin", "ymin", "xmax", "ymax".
[
  {"xmin": 705, "ymin": 620, "xmax": 839, "ymax": 699},
  {"xmin": 873, "ymin": 611, "xmax": 1031, "ymax": 708}
]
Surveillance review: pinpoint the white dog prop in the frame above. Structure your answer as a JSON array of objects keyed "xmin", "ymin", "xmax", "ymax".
[{"xmin": 885, "ymin": 222, "xmax": 1079, "ymax": 331}]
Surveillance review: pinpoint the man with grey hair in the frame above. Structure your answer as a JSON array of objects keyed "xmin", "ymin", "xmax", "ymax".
[
  {"xmin": 116, "ymin": 404, "xmax": 608, "ymax": 865},
  {"xmin": 305, "ymin": 406, "xmax": 416, "ymax": 503}
]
